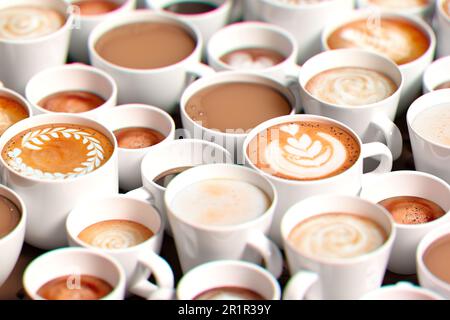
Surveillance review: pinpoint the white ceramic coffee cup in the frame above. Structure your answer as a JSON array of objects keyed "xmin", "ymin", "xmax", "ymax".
[
  {"xmin": 176, "ymin": 260, "xmax": 281, "ymax": 300},
  {"xmin": 99, "ymin": 104, "xmax": 176, "ymax": 191},
  {"xmin": 126, "ymin": 139, "xmax": 232, "ymax": 233},
  {"xmin": 0, "ymin": 86, "xmax": 33, "ymax": 134},
  {"xmin": 0, "ymin": 114, "xmax": 119, "ymax": 250},
  {"xmin": 437, "ymin": 0, "xmax": 450, "ymax": 58},
  {"xmin": 417, "ymin": 223, "xmax": 450, "ymax": 299},
  {"xmin": 243, "ymin": 114, "xmax": 394, "ymax": 246},
  {"xmin": 299, "ymin": 49, "xmax": 403, "ymax": 160},
  {"xmin": 0, "ymin": 0, "xmax": 73, "ymax": 95},
  {"xmin": 145, "ymin": 0, "xmax": 233, "ymax": 47},
  {"xmin": 360, "ymin": 170, "xmax": 450, "ymax": 275},
  {"xmin": 360, "ymin": 282, "xmax": 444, "ymax": 300},
  {"xmin": 282, "ymin": 195, "xmax": 395, "ymax": 300},
  {"xmin": 356, "ymin": 0, "xmax": 435, "ymax": 21},
  {"xmin": 67, "ymin": 0, "xmax": 137, "ymax": 63},
  {"xmin": 423, "ymin": 56, "xmax": 450, "ymax": 93},
  {"xmin": 89, "ymin": 10, "xmax": 214, "ymax": 114},
  {"xmin": 0, "ymin": 185, "xmax": 26, "ymax": 288},
  {"xmin": 23, "ymin": 247, "xmax": 126, "ymax": 300},
  {"xmin": 164, "ymin": 164, "xmax": 283, "ymax": 277},
  {"xmin": 321, "ymin": 10, "xmax": 437, "ymax": 114},
  {"xmin": 180, "ymin": 71, "xmax": 297, "ymax": 164},
  {"xmin": 207, "ymin": 21, "xmax": 301, "ymax": 84},
  {"xmin": 66, "ymin": 195, "xmax": 174, "ymax": 300},
  {"xmin": 407, "ymin": 89, "xmax": 450, "ymax": 184},
  {"xmin": 25, "ymin": 63, "xmax": 118, "ymax": 120},
  {"xmin": 256, "ymin": 0, "xmax": 355, "ymax": 64}
]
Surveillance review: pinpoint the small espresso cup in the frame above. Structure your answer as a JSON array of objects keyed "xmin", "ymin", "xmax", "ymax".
[
  {"xmin": 67, "ymin": 0, "xmax": 137, "ymax": 63},
  {"xmin": 417, "ymin": 224, "xmax": 450, "ymax": 299},
  {"xmin": 99, "ymin": 104, "xmax": 176, "ymax": 191},
  {"xmin": 0, "ymin": 86, "xmax": 33, "ymax": 136},
  {"xmin": 89, "ymin": 10, "xmax": 214, "ymax": 113},
  {"xmin": 0, "ymin": 114, "xmax": 119, "ymax": 249},
  {"xmin": 407, "ymin": 89, "xmax": 450, "ymax": 184},
  {"xmin": 0, "ymin": 0, "xmax": 73, "ymax": 94},
  {"xmin": 243, "ymin": 114, "xmax": 393, "ymax": 246},
  {"xmin": 176, "ymin": 260, "xmax": 281, "ymax": 300},
  {"xmin": 126, "ymin": 139, "xmax": 231, "ymax": 234},
  {"xmin": 299, "ymin": 49, "xmax": 403, "ymax": 160},
  {"xmin": 23, "ymin": 247, "xmax": 126, "ymax": 300},
  {"xmin": 437, "ymin": 0, "xmax": 450, "ymax": 58},
  {"xmin": 207, "ymin": 22, "xmax": 301, "ymax": 84},
  {"xmin": 282, "ymin": 195, "xmax": 395, "ymax": 300},
  {"xmin": 145, "ymin": 0, "xmax": 234, "ymax": 46},
  {"xmin": 356, "ymin": 0, "xmax": 435, "ymax": 21},
  {"xmin": 0, "ymin": 185, "xmax": 26, "ymax": 288},
  {"xmin": 360, "ymin": 282, "xmax": 444, "ymax": 300},
  {"xmin": 164, "ymin": 164, "xmax": 283, "ymax": 277},
  {"xmin": 25, "ymin": 64, "xmax": 118, "ymax": 120},
  {"xmin": 423, "ymin": 56, "xmax": 450, "ymax": 93},
  {"xmin": 66, "ymin": 195, "xmax": 174, "ymax": 300}
]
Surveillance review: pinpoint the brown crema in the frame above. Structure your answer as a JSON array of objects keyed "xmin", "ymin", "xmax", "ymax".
[{"xmin": 0, "ymin": 195, "xmax": 21, "ymax": 238}]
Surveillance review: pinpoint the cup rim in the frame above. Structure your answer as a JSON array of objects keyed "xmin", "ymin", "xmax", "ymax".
[
  {"xmin": 0, "ymin": 113, "xmax": 118, "ymax": 184},
  {"xmin": 68, "ymin": 0, "xmax": 136, "ymax": 20},
  {"xmin": 423, "ymin": 55, "xmax": 450, "ymax": 92},
  {"xmin": 147, "ymin": 0, "xmax": 233, "ymax": 19},
  {"xmin": 66, "ymin": 194, "xmax": 164, "ymax": 254},
  {"xmin": 358, "ymin": 0, "xmax": 434, "ymax": 15},
  {"xmin": 0, "ymin": 86, "xmax": 33, "ymax": 118},
  {"xmin": 281, "ymin": 194, "xmax": 396, "ymax": 266},
  {"xmin": 242, "ymin": 114, "xmax": 364, "ymax": 186},
  {"xmin": 360, "ymin": 281, "xmax": 444, "ymax": 300},
  {"xmin": 261, "ymin": 0, "xmax": 342, "ymax": 10},
  {"xmin": 298, "ymin": 48, "xmax": 404, "ymax": 110},
  {"xmin": 25, "ymin": 63, "xmax": 118, "ymax": 116},
  {"xmin": 0, "ymin": 185, "xmax": 26, "ymax": 246},
  {"xmin": 0, "ymin": 0, "xmax": 74, "ymax": 45},
  {"xmin": 88, "ymin": 10, "xmax": 203, "ymax": 75},
  {"xmin": 164, "ymin": 163, "xmax": 278, "ymax": 233},
  {"xmin": 22, "ymin": 247, "xmax": 126, "ymax": 300},
  {"xmin": 438, "ymin": 0, "xmax": 450, "ymax": 23}
]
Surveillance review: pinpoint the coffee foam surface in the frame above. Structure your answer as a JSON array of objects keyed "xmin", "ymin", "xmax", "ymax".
[
  {"xmin": 412, "ymin": 103, "xmax": 450, "ymax": 146},
  {"xmin": 0, "ymin": 96, "xmax": 28, "ymax": 135},
  {"xmin": 367, "ymin": 0, "xmax": 430, "ymax": 8},
  {"xmin": 274, "ymin": 0, "xmax": 332, "ymax": 5},
  {"xmin": 306, "ymin": 67, "xmax": 397, "ymax": 106},
  {"xmin": 0, "ymin": 6, "xmax": 65, "ymax": 40},
  {"xmin": 225, "ymin": 52, "xmax": 278, "ymax": 69},
  {"xmin": 194, "ymin": 287, "xmax": 264, "ymax": 300},
  {"xmin": 288, "ymin": 213, "xmax": 387, "ymax": 260},
  {"xmin": 0, "ymin": 195, "xmax": 21, "ymax": 238},
  {"xmin": 171, "ymin": 179, "xmax": 270, "ymax": 226}
]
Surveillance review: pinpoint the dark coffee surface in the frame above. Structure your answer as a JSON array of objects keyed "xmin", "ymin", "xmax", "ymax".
[
  {"xmin": 435, "ymin": 81, "xmax": 450, "ymax": 90},
  {"xmin": 163, "ymin": 1, "xmax": 218, "ymax": 14},
  {"xmin": 0, "ymin": 195, "xmax": 20, "ymax": 239}
]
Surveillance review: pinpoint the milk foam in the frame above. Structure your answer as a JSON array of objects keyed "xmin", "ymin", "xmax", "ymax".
[
  {"xmin": 226, "ymin": 52, "xmax": 278, "ymax": 70},
  {"xmin": 0, "ymin": 6, "xmax": 65, "ymax": 40},
  {"xmin": 171, "ymin": 179, "xmax": 270, "ymax": 226},
  {"xmin": 288, "ymin": 214, "xmax": 387, "ymax": 260},
  {"xmin": 368, "ymin": 0, "xmax": 429, "ymax": 8},
  {"xmin": 306, "ymin": 67, "xmax": 397, "ymax": 106},
  {"xmin": 412, "ymin": 103, "xmax": 450, "ymax": 146}
]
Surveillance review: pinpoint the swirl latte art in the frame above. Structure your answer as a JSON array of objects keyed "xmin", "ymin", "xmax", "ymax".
[
  {"xmin": 306, "ymin": 67, "xmax": 397, "ymax": 106},
  {"xmin": 288, "ymin": 213, "xmax": 387, "ymax": 260},
  {"xmin": 0, "ymin": 6, "xmax": 65, "ymax": 40}
]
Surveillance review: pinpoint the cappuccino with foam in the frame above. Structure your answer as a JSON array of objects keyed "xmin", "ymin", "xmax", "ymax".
[
  {"xmin": 412, "ymin": 104, "xmax": 450, "ymax": 147},
  {"xmin": 194, "ymin": 287, "xmax": 265, "ymax": 300}
]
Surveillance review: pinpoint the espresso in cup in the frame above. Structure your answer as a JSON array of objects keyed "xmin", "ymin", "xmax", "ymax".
[
  {"xmin": 412, "ymin": 103, "xmax": 450, "ymax": 147},
  {"xmin": 1, "ymin": 123, "xmax": 114, "ymax": 180},
  {"xmin": 435, "ymin": 81, "xmax": 450, "ymax": 90},
  {"xmin": 185, "ymin": 82, "xmax": 292, "ymax": 132},
  {"xmin": 305, "ymin": 67, "xmax": 398, "ymax": 106},
  {"xmin": 95, "ymin": 22, "xmax": 196, "ymax": 69},
  {"xmin": 194, "ymin": 286, "xmax": 265, "ymax": 300},
  {"xmin": 0, "ymin": 96, "xmax": 29, "ymax": 135},
  {"xmin": 0, "ymin": 5, "xmax": 66, "ymax": 40},
  {"xmin": 114, "ymin": 127, "xmax": 165, "ymax": 149},
  {"xmin": 38, "ymin": 91, "xmax": 106, "ymax": 113},
  {"xmin": 423, "ymin": 234, "xmax": 450, "ymax": 285},
  {"xmin": 37, "ymin": 274, "xmax": 113, "ymax": 300},
  {"xmin": 72, "ymin": 0, "xmax": 121, "ymax": 15},
  {"xmin": 0, "ymin": 195, "xmax": 21, "ymax": 238},
  {"xmin": 247, "ymin": 121, "xmax": 360, "ymax": 181},
  {"xmin": 163, "ymin": 1, "xmax": 219, "ymax": 14},
  {"xmin": 327, "ymin": 17, "xmax": 430, "ymax": 66},
  {"xmin": 378, "ymin": 196, "xmax": 446, "ymax": 225},
  {"xmin": 220, "ymin": 48, "xmax": 286, "ymax": 70}
]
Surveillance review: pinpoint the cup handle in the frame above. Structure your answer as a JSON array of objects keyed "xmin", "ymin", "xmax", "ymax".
[
  {"xmin": 246, "ymin": 231, "xmax": 283, "ymax": 278},
  {"xmin": 129, "ymin": 251, "xmax": 175, "ymax": 300},
  {"xmin": 371, "ymin": 114, "xmax": 403, "ymax": 160},
  {"xmin": 283, "ymin": 271, "xmax": 319, "ymax": 300},
  {"xmin": 281, "ymin": 64, "xmax": 302, "ymax": 87},
  {"xmin": 186, "ymin": 62, "xmax": 216, "ymax": 79},
  {"xmin": 126, "ymin": 187, "xmax": 155, "ymax": 206},
  {"xmin": 361, "ymin": 142, "xmax": 393, "ymax": 186}
]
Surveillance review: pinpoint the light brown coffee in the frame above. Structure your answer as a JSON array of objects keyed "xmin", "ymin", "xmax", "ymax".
[
  {"xmin": 327, "ymin": 18, "xmax": 430, "ymax": 65},
  {"xmin": 367, "ymin": 0, "xmax": 430, "ymax": 9},
  {"xmin": 95, "ymin": 22, "xmax": 196, "ymax": 69},
  {"xmin": 0, "ymin": 195, "xmax": 21, "ymax": 238},
  {"xmin": 378, "ymin": 196, "xmax": 446, "ymax": 225},
  {"xmin": 424, "ymin": 234, "xmax": 450, "ymax": 285},
  {"xmin": 78, "ymin": 219, "xmax": 154, "ymax": 249},
  {"xmin": 185, "ymin": 83, "xmax": 292, "ymax": 132},
  {"xmin": 435, "ymin": 81, "xmax": 450, "ymax": 90},
  {"xmin": 194, "ymin": 286, "xmax": 265, "ymax": 300},
  {"xmin": 220, "ymin": 48, "xmax": 286, "ymax": 70},
  {"xmin": 114, "ymin": 127, "xmax": 165, "ymax": 149},
  {"xmin": 37, "ymin": 275, "xmax": 113, "ymax": 300},
  {"xmin": 444, "ymin": 0, "xmax": 450, "ymax": 18},
  {"xmin": 0, "ymin": 96, "xmax": 28, "ymax": 136},
  {"xmin": 38, "ymin": 91, "xmax": 106, "ymax": 114},
  {"xmin": 153, "ymin": 166, "xmax": 193, "ymax": 187},
  {"xmin": 72, "ymin": 0, "xmax": 120, "ymax": 16},
  {"xmin": 247, "ymin": 121, "xmax": 360, "ymax": 181},
  {"xmin": 2, "ymin": 123, "xmax": 114, "ymax": 180}
]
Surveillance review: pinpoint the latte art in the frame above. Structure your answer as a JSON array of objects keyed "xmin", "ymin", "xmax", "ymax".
[
  {"xmin": 0, "ymin": 6, "xmax": 65, "ymax": 40},
  {"xmin": 306, "ymin": 67, "xmax": 397, "ymax": 106},
  {"xmin": 288, "ymin": 213, "xmax": 387, "ymax": 260}
]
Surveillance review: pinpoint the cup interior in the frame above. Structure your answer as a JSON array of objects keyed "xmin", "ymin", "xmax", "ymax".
[
  {"xmin": 361, "ymin": 283, "xmax": 442, "ymax": 300},
  {"xmin": 0, "ymin": 186, "xmax": 25, "ymax": 241},
  {"xmin": 423, "ymin": 56, "xmax": 450, "ymax": 92},
  {"xmin": 149, "ymin": 0, "xmax": 229, "ymax": 14},
  {"xmin": 69, "ymin": 0, "xmax": 135, "ymax": 19},
  {"xmin": 0, "ymin": 88, "xmax": 32, "ymax": 118}
]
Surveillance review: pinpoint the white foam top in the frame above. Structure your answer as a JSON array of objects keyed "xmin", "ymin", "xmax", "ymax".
[
  {"xmin": 171, "ymin": 179, "xmax": 270, "ymax": 227},
  {"xmin": 412, "ymin": 103, "xmax": 450, "ymax": 146},
  {"xmin": 226, "ymin": 52, "xmax": 278, "ymax": 70}
]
